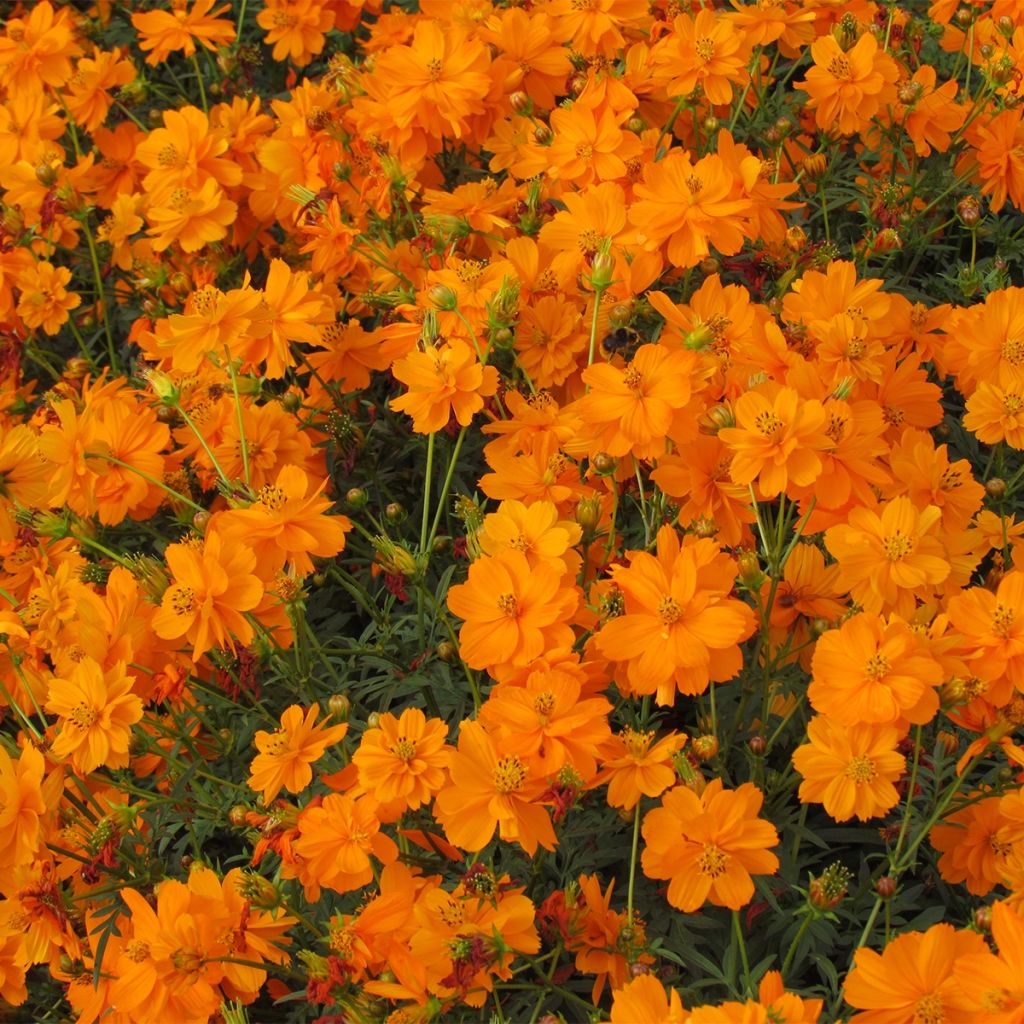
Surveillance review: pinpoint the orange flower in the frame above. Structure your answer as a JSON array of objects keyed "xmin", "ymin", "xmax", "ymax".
[
  {"xmin": 131, "ymin": 0, "xmax": 236, "ymax": 66},
  {"xmin": 946, "ymin": 570, "xmax": 1024, "ymax": 693},
  {"xmin": 798, "ymin": 32, "xmax": 899, "ymax": 136},
  {"xmin": 844, "ymin": 923, "xmax": 987, "ymax": 1024},
  {"xmin": 965, "ymin": 380, "xmax": 1024, "ymax": 449},
  {"xmin": 45, "ymin": 659, "xmax": 143, "ymax": 775},
  {"xmin": 373, "ymin": 21, "xmax": 491, "ymax": 140},
  {"xmin": 808, "ymin": 613, "xmax": 943, "ymax": 728},
  {"xmin": 824, "ymin": 496, "xmax": 950, "ymax": 619},
  {"xmin": 792, "ymin": 716, "xmax": 905, "ymax": 822},
  {"xmin": 547, "ymin": 93, "xmax": 641, "ymax": 187},
  {"xmin": 64, "ymin": 47, "xmax": 136, "ymax": 133},
  {"xmin": 217, "ymin": 466, "xmax": 350, "ymax": 576},
  {"xmin": 718, "ymin": 384, "xmax": 831, "ymax": 499},
  {"xmin": 962, "ymin": 107, "xmax": 1024, "ymax": 214},
  {"xmin": 0, "ymin": 1, "xmax": 81, "ymax": 96},
  {"xmin": 652, "ymin": 8, "xmax": 750, "ymax": 105},
  {"xmin": 953, "ymin": 900, "xmax": 1024, "ymax": 1020},
  {"xmin": 390, "ymin": 340, "xmax": 499, "ymax": 435},
  {"xmin": 595, "ymin": 527, "xmax": 755, "ymax": 705},
  {"xmin": 931, "ymin": 795, "xmax": 1013, "ymax": 897},
  {"xmin": 292, "ymin": 793, "xmax": 398, "ymax": 899},
  {"xmin": 546, "ymin": 0, "xmax": 650, "ymax": 57},
  {"xmin": 477, "ymin": 499, "xmax": 582, "ymax": 576},
  {"xmin": 595, "ymin": 727, "xmax": 688, "ymax": 811},
  {"xmin": 352, "ymin": 707, "xmax": 451, "ymax": 812},
  {"xmin": 434, "ymin": 720, "xmax": 557, "ymax": 855},
  {"xmin": 146, "ymin": 179, "xmax": 237, "ymax": 253},
  {"xmin": 479, "ymin": 670, "xmax": 611, "ymax": 779},
  {"xmin": 152, "ymin": 530, "xmax": 264, "ymax": 661},
  {"xmin": 248, "ymin": 703, "xmax": 348, "ymax": 804},
  {"xmin": 16, "ymin": 261, "xmax": 81, "ymax": 336},
  {"xmin": 630, "ymin": 151, "xmax": 751, "ymax": 269},
  {"xmin": 513, "ymin": 295, "xmax": 589, "ymax": 389},
  {"xmin": 236, "ymin": 258, "xmax": 332, "ymax": 379},
  {"xmin": 604, "ymin": 974, "xmax": 686, "ymax": 1024},
  {"xmin": 256, "ymin": 0, "xmax": 335, "ymax": 66},
  {"xmin": 575, "ymin": 344, "xmax": 701, "ymax": 460},
  {"xmin": 898, "ymin": 64, "xmax": 966, "ymax": 157},
  {"xmin": 446, "ymin": 550, "xmax": 578, "ymax": 674},
  {"xmin": 641, "ymin": 780, "xmax": 780, "ymax": 912},
  {"xmin": 0, "ymin": 744, "xmax": 45, "ymax": 870}
]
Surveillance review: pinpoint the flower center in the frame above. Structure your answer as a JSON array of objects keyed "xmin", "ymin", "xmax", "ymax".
[
  {"xmin": 1004, "ymin": 393, "xmax": 1024, "ymax": 415},
  {"xmin": 695, "ymin": 38, "xmax": 715, "ymax": 62},
  {"xmin": 913, "ymin": 992, "xmax": 944, "ymax": 1024},
  {"xmin": 492, "ymin": 755, "xmax": 526, "ymax": 794},
  {"xmin": 1003, "ymin": 337, "xmax": 1024, "ymax": 365},
  {"xmin": 124, "ymin": 940, "xmax": 150, "ymax": 963},
  {"xmin": 658, "ymin": 596, "xmax": 682, "ymax": 626},
  {"xmin": 864, "ymin": 653, "xmax": 889, "ymax": 680},
  {"xmin": 533, "ymin": 691, "xmax": 555, "ymax": 717},
  {"xmin": 623, "ymin": 366, "xmax": 643, "ymax": 391},
  {"xmin": 391, "ymin": 738, "xmax": 416, "ymax": 762},
  {"xmin": 425, "ymin": 58, "xmax": 443, "ymax": 81},
  {"xmin": 171, "ymin": 585, "xmax": 197, "ymax": 616},
  {"xmin": 69, "ymin": 702, "xmax": 98, "ymax": 729},
  {"xmin": 881, "ymin": 531, "xmax": 912, "ymax": 560},
  {"xmin": 828, "ymin": 55, "xmax": 852, "ymax": 80},
  {"xmin": 575, "ymin": 143, "xmax": 594, "ymax": 159},
  {"xmin": 622, "ymin": 727, "xmax": 652, "ymax": 758},
  {"xmin": 698, "ymin": 843, "xmax": 729, "ymax": 878},
  {"xmin": 992, "ymin": 604, "xmax": 1014, "ymax": 639},
  {"xmin": 844, "ymin": 755, "xmax": 876, "ymax": 783},
  {"xmin": 755, "ymin": 411, "xmax": 782, "ymax": 436},
  {"xmin": 257, "ymin": 485, "xmax": 287, "ymax": 511},
  {"xmin": 497, "ymin": 592, "xmax": 518, "ymax": 617}
]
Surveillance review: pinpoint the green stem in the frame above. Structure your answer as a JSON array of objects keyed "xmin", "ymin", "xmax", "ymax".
[
  {"xmin": 190, "ymin": 52, "xmax": 208, "ymax": 113},
  {"xmin": 420, "ymin": 431, "xmax": 435, "ymax": 554},
  {"xmin": 780, "ymin": 912, "xmax": 813, "ymax": 980},
  {"xmin": 426, "ymin": 426, "xmax": 467, "ymax": 550},
  {"xmin": 585, "ymin": 287, "xmax": 607, "ymax": 375},
  {"xmin": 732, "ymin": 910, "xmax": 752, "ymax": 997},
  {"xmin": 175, "ymin": 402, "xmax": 231, "ymax": 486},
  {"xmin": 225, "ymin": 352, "xmax": 250, "ymax": 488}
]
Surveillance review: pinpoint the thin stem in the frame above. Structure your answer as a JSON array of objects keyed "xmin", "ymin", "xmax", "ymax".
[
  {"xmin": 190, "ymin": 52, "xmax": 208, "ymax": 112},
  {"xmin": 420, "ymin": 431, "xmax": 435, "ymax": 554},
  {"xmin": 732, "ymin": 910, "xmax": 752, "ymax": 997},
  {"xmin": 427, "ymin": 426, "xmax": 468, "ymax": 550},
  {"xmin": 175, "ymin": 402, "xmax": 231, "ymax": 486},
  {"xmin": 780, "ymin": 911, "xmax": 813, "ymax": 980},
  {"xmin": 225, "ymin": 353, "xmax": 250, "ymax": 488}
]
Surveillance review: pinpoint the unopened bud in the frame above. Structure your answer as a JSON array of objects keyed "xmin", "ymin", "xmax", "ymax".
[
  {"xmin": 327, "ymin": 694, "xmax": 350, "ymax": 721},
  {"xmin": 691, "ymin": 734, "xmax": 718, "ymax": 761},
  {"xmin": 592, "ymin": 452, "xmax": 617, "ymax": 476},
  {"xmin": 345, "ymin": 487, "xmax": 368, "ymax": 509},
  {"xmin": 875, "ymin": 876, "xmax": 897, "ymax": 899},
  {"xmin": 589, "ymin": 249, "xmax": 615, "ymax": 290},
  {"xmin": 748, "ymin": 735, "xmax": 766, "ymax": 756},
  {"xmin": 427, "ymin": 285, "xmax": 458, "ymax": 311},
  {"xmin": 509, "ymin": 91, "xmax": 530, "ymax": 115},
  {"xmin": 975, "ymin": 906, "xmax": 993, "ymax": 931},
  {"xmin": 803, "ymin": 153, "xmax": 827, "ymax": 179},
  {"xmin": 436, "ymin": 640, "xmax": 456, "ymax": 662},
  {"xmin": 986, "ymin": 477, "xmax": 1007, "ymax": 499},
  {"xmin": 958, "ymin": 196, "xmax": 981, "ymax": 227}
]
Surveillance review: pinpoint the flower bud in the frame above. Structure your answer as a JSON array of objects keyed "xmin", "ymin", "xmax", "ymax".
[
  {"xmin": 748, "ymin": 735, "xmax": 766, "ymax": 756},
  {"xmin": 436, "ymin": 640, "xmax": 457, "ymax": 662},
  {"xmin": 785, "ymin": 226, "xmax": 807, "ymax": 253},
  {"xmin": 280, "ymin": 391, "xmax": 302, "ymax": 413},
  {"xmin": 592, "ymin": 452, "xmax": 617, "ymax": 476},
  {"xmin": 875, "ymin": 876, "xmax": 897, "ymax": 899},
  {"xmin": 699, "ymin": 403, "xmax": 734, "ymax": 435},
  {"xmin": 576, "ymin": 496, "xmax": 602, "ymax": 537},
  {"xmin": 809, "ymin": 863, "xmax": 852, "ymax": 910},
  {"xmin": 803, "ymin": 153, "xmax": 827, "ymax": 179},
  {"xmin": 228, "ymin": 805, "xmax": 249, "ymax": 827},
  {"xmin": 192, "ymin": 510, "xmax": 211, "ymax": 533},
  {"xmin": 975, "ymin": 906, "xmax": 993, "ymax": 931},
  {"xmin": 509, "ymin": 91, "xmax": 530, "ymax": 115},
  {"xmin": 141, "ymin": 367, "xmax": 180, "ymax": 406},
  {"xmin": 384, "ymin": 502, "xmax": 406, "ymax": 524},
  {"xmin": 366, "ymin": 711, "xmax": 382, "ymax": 729},
  {"xmin": 346, "ymin": 487, "xmax": 368, "ymax": 509},
  {"xmin": 327, "ymin": 694, "xmax": 350, "ymax": 721},
  {"xmin": 35, "ymin": 163, "xmax": 58, "ymax": 188},
  {"xmin": 957, "ymin": 196, "xmax": 981, "ymax": 227},
  {"xmin": 691, "ymin": 734, "xmax": 719, "ymax": 761},
  {"xmin": 533, "ymin": 123, "xmax": 553, "ymax": 145},
  {"xmin": 986, "ymin": 477, "xmax": 1007, "ymax": 500},
  {"xmin": 589, "ymin": 249, "xmax": 615, "ymax": 290},
  {"xmin": 737, "ymin": 550, "xmax": 763, "ymax": 587},
  {"xmin": 427, "ymin": 285, "xmax": 458, "ymax": 311}
]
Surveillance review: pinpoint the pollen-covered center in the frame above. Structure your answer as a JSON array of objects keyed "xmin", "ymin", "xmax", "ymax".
[
  {"xmin": 493, "ymin": 755, "xmax": 526, "ymax": 794},
  {"xmin": 257, "ymin": 485, "xmax": 287, "ymax": 511},
  {"xmin": 755, "ymin": 410, "xmax": 782, "ymax": 436},
  {"xmin": 992, "ymin": 604, "xmax": 1014, "ymax": 638},
  {"xmin": 698, "ymin": 843, "xmax": 729, "ymax": 878},
  {"xmin": 828, "ymin": 55, "xmax": 852, "ymax": 80},
  {"xmin": 1003, "ymin": 393, "xmax": 1024, "ymax": 415},
  {"xmin": 497, "ymin": 592, "xmax": 518, "ymax": 617},
  {"xmin": 913, "ymin": 991, "xmax": 944, "ymax": 1024},
  {"xmin": 623, "ymin": 727, "xmax": 652, "ymax": 758},
  {"xmin": 845, "ymin": 755, "xmax": 876, "ymax": 783},
  {"xmin": 68, "ymin": 702, "xmax": 98, "ymax": 729},
  {"xmin": 864, "ymin": 653, "xmax": 889, "ymax": 680},
  {"xmin": 695, "ymin": 38, "xmax": 715, "ymax": 62},
  {"xmin": 1003, "ymin": 337, "xmax": 1024, "ymax": 365},
  {"xmin": 658, "ymin": 596, "xmax": 683, "ymax": 626},
  {"xmin": 390, "ymin": 737, "xmax": 416, "ymax": 762},
  {"xmin": 425, "ymin": 58, "xmax": 443, "ymax": 81},
  {"xmin": 171, "ymin": 585, "xmax": 197, "ymax": 616},
  {"xmin": 881, "ymin": 531, "xmax": 912, "ymax": 560}
]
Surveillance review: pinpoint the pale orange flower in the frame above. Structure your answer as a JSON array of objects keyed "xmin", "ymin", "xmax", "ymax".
[{"xmin": 131, "ymin": 0, "xmax": 236, "ymax": 66}]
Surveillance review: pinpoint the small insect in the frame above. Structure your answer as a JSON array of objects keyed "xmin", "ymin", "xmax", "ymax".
[{"xmin": 599, "ymin": 325, "xmax": 641, "ymax": 361}]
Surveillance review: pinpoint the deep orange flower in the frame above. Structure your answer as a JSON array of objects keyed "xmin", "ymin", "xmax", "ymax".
[
  {"xmin": 248, "ymin": 703, "xmax": 348, "ymax": 804},
  {"xmin": 152, "ymin": 530, "xmax": 264, "ymax": 661},
  {"xmin": 652, "ymin": 8, "xmax": 750, "ymax": 105},
  {"xmin": 45, "ymin": 659, "xmax": 143, "ymax": 775},
  {"xmin": 630, "ymin": 151, "xmax": 751, "ymax": 269},
  {"xmin": 16, "ymin": 261, "xmax": 81, "ymax": 336},
  {"xmin": 965, "ymin": 379, "xmax": 1024, "ymax": 449},
  {"xmin": 373, "ymin": 21, "xmax": 491, "ymax": 140},
  {"xmin": 447, "ymin": 550, "xmax": 578, "ymax": 673},
  {"xmin": 719, "ymin": 384, "xmax": 831, "ymax": 499},
  {"xmin": 962, "ymin": 107, "xmax": 1024, "ymax": 214},
  {"xmin": 603, "ymin": 974, "xmax": 686, "ymax": 1024},
  {"xmin": 798, "ymin": 32, "xmax": 899, "ymax": 136},
  {"xmin": 596, "ymin": 527, "xmax": 755, "ymax": 704},
  {"xmin": 792, "ymin": 716, "xmax": 905, "ymax": 822},
  {"xmin": 809, "ymin": 613, "xmax": 943, "ymax": 728},
  {"xmin": 477, "ymin": 499, "xmax": 582, "ymax": 575},
  {"xmin": 434, "ymin": 720, "xmax": 557, "ymax": 855},
  {"xmin": 65, "ymin": 47, "xmax": 136, "ymax": 133},
  {"xmin": 548, "ymin": 93, "xmax": 641, "ymax": 187},
  {"xmin": 146, "ymin": 179, "xmax": 237, "ymax": 253},
  {"xmin": 0, "ymin": 1, "xmax": 81, "ymax": 96},
  {"xmin": 131, "ymin": 0, "xmax": 236, "ymax": 66},
  {"xmin": 256, "ymin": 0, "xmax": 334, "ymax": 66},
  {"xmin": 641, "ymin": 780, "xmax": 780, "ymax": 912},
  {"xmin": 217, "ymin": 465, "xmax": 350, "ymax": 576},
  {"xmin": 575, "ymin": 344, "xmax": 701, "ymax": 460},
  {"xmin": 0, "ymin": 744, "xmax": 45, "ymax": 870},
  {"xmin": 931, "ymin": 795, "xmax": 1013, "ymax": 897},
  {"xmin": 844, "ymin": 923, "xmax": 987, "ymax": 1024},
  {"xmin": 953, "ymin": 900, "xmax": 1024, "ymax": 1020},
  {"xmin": 947, "ymin": 570, "xmax": 1024, "ymax": 694},
  {"xmin": 594, "ymin": 727, "xmax": 688, "ymax": 811},
  {"xmin": 292, "ymin": 793, "xmax": 398, "ymax": 899},
  {"xmin": 390, "ymin": 340, "xmax": 499, "ymax": 435},
  {"xmin": 824, "ymin": 496, "xmax": 950, "ymax": 619},
  {"xmin": 352, "ymin": 707, "xmax": 451, "ymax": 813}
]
